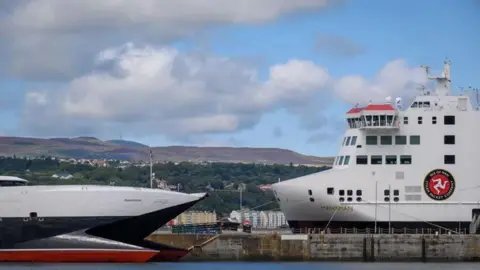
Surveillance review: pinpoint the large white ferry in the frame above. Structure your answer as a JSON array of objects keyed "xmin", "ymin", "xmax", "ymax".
[
  {"xmin": 0, "ymin": 176, "xmax": 207, "ymax": 262},
  {"xmin": 272, "ymin": 60, "xmax": 480, "ymax": 234}
]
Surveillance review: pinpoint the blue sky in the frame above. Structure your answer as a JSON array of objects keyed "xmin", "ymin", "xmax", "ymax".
[{"xmin": 0, "ymin": 0, "xmax": 478, "ymax": 157}]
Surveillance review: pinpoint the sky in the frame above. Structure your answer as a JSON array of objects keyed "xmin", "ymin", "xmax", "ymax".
[{"xmin": 0, "ymin": 0, "xmax": 478, "ymax": 157}]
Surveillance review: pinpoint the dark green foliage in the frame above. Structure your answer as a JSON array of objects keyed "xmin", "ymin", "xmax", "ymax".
[{"xmin": 0, "ymin": 156, "xmax": 330, "ymax": 216}]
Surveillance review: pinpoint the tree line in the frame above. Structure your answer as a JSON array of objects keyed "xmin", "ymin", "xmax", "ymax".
[{"xmin": 0, "ymin": 156, "xmax": 330, "ymax": 216}]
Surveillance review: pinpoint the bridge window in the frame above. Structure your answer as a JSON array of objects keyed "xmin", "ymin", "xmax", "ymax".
[
  {"xmin": 444, "ymin": 135, "xmax": 455, "ymax": 144},
  {"xmin": 356, "ymin": 155, "xmax": 368, "ymax": 165},
  {"xmin": 366, "ymin": 136, "xmax": 377, "ymax": 145},
  {"xmin": 403, "ymin": 117, "xmax": 408, "ymax": 124},
  {"xmin": 350, "ymin": 136, "xmax": 357, "ymax": 146},
  {"xmin": 444, "ymin": 115, "xmax": 455, "ymax": 125},
  {"xmin": 418, "ymin": 116, "xmax": 422, "ymax": 124},
  {"xmin": 327, "ymin": 187, "xmax": 334, "ymax": 195},
  {"xmin": 343, "ymin": 156, "xmax": 350, "ymax": 165},
  {"xmin": 395, "ymin": 135, "xmax": 407, "ymax": 145},
  {"xmin": 432, "ymin": 116, "xmax": 437, "ymax": 124},
  {"xmin": 338, "ymin": 156, "xmax": 344, "ymax": 165},
  {"xmin": 345, "ymin": 136, "xmax": 351, "ymax": 146},
  {"xmin": 444, "ymin": 155, "xmax": 455, "ymax": 164},
  {"xmin": 370, "ymin": 155, "xmax": 382, "ymax": 165},
  {"xmin": 410, "ymin": 135, "xmax": 420, "ymax": 145},
  {"xmin": 400, "ymin": 155, "xmax": 412, "ymax": 164},
  {"xmin": 386, "ymin": 155, "xmax": 397, "ymax": 164},
  {"xmin": 380, "ymin": 136, "xmax": 392, "ymax": 145}
]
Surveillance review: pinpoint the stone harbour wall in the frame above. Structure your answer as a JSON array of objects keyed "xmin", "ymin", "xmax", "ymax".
[{"xmin": 150, "ymin": 233, "xmax": 480, "ymax": 262}]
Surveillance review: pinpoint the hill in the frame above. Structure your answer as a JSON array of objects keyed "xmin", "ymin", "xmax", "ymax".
[{"xmin": 0, "ymin": 136, "xmax": 334, "ymax": 166}]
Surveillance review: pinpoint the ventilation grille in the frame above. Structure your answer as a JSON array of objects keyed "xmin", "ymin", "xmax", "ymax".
[
  {"xmin": 405, "ymin": 194, "xmax": 422, "ymax": 201},
  {"xmin": 405, "ymin": 186, "xmax": 421, "ymax": 193}
]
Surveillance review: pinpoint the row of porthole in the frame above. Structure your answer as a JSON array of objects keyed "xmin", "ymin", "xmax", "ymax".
[
  {"xmin": 338, "ymin": 197, "xmax": 400, "ymax": 202},
  {"xmin": 339, "ymin": 197, "xmax": 362, "ymax": 202},
  {"xmin": 23, "ymin": 217, "xmax": 44, "ymax": 222}
]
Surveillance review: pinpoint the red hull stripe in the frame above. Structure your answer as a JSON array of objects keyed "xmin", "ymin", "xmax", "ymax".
[
  {"xmin": 0, "ymin": 249, "xmax": 158, "ymax": 263},
  {"xmin": 148, "ymin": 249, "xmax": 190, "ymax": 262}
]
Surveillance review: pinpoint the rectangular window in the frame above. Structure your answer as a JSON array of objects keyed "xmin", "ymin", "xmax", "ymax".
[
  {"xmin": 386, "ymin": 155, "xmax": 397, "ymax": 164},
  {"xmin": 395, "ymin": 135, "xmax": 407, "ymax": 145},
  {"xmin": 343, "ymin": 156, "xmax": 350, "ymax": 165},
  {"xmin": 444, "ymin": 135, "xmax": 455, "ymax": 144},
  {"xmin": 327, "ymin": 187, "xmax": 334, "ymax": 195},
  {"xmin": 400, "ymin": 155, "xmax": 412, "ymax": 164},
  {"xmin": 338, "ymin": 156, "xmax": 344, "ymax": 165},
  {"xmin": 384, "ymin": 189, "xmax": 390, "ymax": 196},
  {"xmin": 356, "ymin": 190, "xmax": 362, "ymax": 196},
  {"xmin": 366, "ymin": 136, "xmax": 377, "ymax": 145},
  {"xmin": 432, "ymin": 116, "xmax": 437, "ymax": 124},
  {"xmin": 345, "ymin": 136, "xmax": 351, "ymax": 146},
  {"xmin": 350, "ymin": 136, "xmax": 357, "ymax": 146},
  {"xmin": 356, "ymin": 155, "xmax": 368, "ymax": 165},
  {"xmin": 393, "ymin": 189, "xmax": 399, "ymax": 196},
  {"xmin": 380, "ymin": 136, "xmax": 392, "ymax": 145},
  {"xmin": 444, "ymin": 115, "xmax": 455, "ymax": 125},
  {"xmin": 308, "ymin": 189, "xmax": 312, "ymax": 196},
  {"xmin": 342, "ymin": 137, "xmax": 347, "ymax": 145},
  {"xmin": 370, "ymin": 155, "xmax": 382, "ymax": 165},
  {"xmin": 347, "ymin": 190, "xmax": 353, "ymax": 196},
  {"xmin": 410, "ymin": 135, "xmax": 420, "ymax": 145},
  {"xmin": 339, "ymin": 190, "xmax": 345, "ymax": 196},
  {"xmin": 418, "ymin": 116, "xmax": 422, "ymax": 124},
  {"xmin": 444, "ymin": 155, "xmax": 455, "ymax": 164},
  {"xmin": 403, "ymin": 117, "xmax": 408, "ymax": 124}
]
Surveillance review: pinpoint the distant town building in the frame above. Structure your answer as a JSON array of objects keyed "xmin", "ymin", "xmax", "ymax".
[
  {"xmin": 169, "ymin": 211, "xmax": 217, "ymax": 225},
  {"xmin": 229, "ymin": 210, "xmax": 287, "ymax": 229}
]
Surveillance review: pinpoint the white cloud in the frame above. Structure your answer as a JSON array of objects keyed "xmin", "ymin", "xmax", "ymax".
[
  {"xmin": 0, "ymin": 0, "xmax": 341, "ymax": 79},
  {"xmin": 334, "ymin": 59, "xmax": 427, "ymax": 105},
  {"xmin": 20, "ymin": 43, "xmax": 427, "ymax": 142},
  {"xmin": 20, "ymin": 43, "xmax": 331, "ymax": 139}
]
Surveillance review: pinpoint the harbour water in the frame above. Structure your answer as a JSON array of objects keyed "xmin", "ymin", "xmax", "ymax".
[{"xmin": 0, "ymin": 262, "xmax": 478, "ymax": 270}]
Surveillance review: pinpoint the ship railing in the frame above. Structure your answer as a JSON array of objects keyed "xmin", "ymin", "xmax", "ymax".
[
  {"xmin": 154, "ymin": 226, "xmax": 471, "ymax": 235},
  {"xmin": 288, "ymin": 227, "xmax": 470, "ymax": 235},
  {"xmin": 357, "ymin": 120, "xmax": 400, "ymax": 129}
]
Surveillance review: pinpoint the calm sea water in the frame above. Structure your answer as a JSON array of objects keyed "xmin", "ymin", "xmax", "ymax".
[{"xmin": 0, "ymin": 262, "xmax": 478, "ymax": 270}]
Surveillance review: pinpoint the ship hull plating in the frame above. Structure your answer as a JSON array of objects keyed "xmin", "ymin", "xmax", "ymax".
[{"xmin": 0, "ymin": 197, "xmax": 204, "ymax": 262}]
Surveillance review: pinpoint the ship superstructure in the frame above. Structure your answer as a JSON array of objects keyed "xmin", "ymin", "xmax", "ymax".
[{"xmin": 272, "ymin": 60, "xmax": 480, "ymax": 233}]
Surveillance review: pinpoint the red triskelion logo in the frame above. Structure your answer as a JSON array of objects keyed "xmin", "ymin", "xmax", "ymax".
[{"xmin": 423, "ymin": 169, "xmax": 455, "ymax": 200}]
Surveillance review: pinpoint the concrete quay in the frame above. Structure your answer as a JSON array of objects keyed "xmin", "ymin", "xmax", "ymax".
[{"xmin": 147, "ymin": 233, "xmax": 480, "ymax": 262}]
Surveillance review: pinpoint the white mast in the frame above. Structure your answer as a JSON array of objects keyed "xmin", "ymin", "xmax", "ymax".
[{"xmin": 424, "ymin": 59, "xmax": 451, "ymax": 96}]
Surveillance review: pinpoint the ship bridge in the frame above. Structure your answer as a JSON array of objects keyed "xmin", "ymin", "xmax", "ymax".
[{"xmin": 346, "ymin": 103, "xmax": 399, "ymax": 130}]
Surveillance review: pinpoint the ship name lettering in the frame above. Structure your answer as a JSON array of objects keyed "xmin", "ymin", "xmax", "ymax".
[{"xmin": 320, "ymin": 205, "xmax": 353, "ymax": 212}]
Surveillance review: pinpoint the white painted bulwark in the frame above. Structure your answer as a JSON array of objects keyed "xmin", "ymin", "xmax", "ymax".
[{"xmin": 0, "ymin": 176, "xmax": 207, "ymax": 218}]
